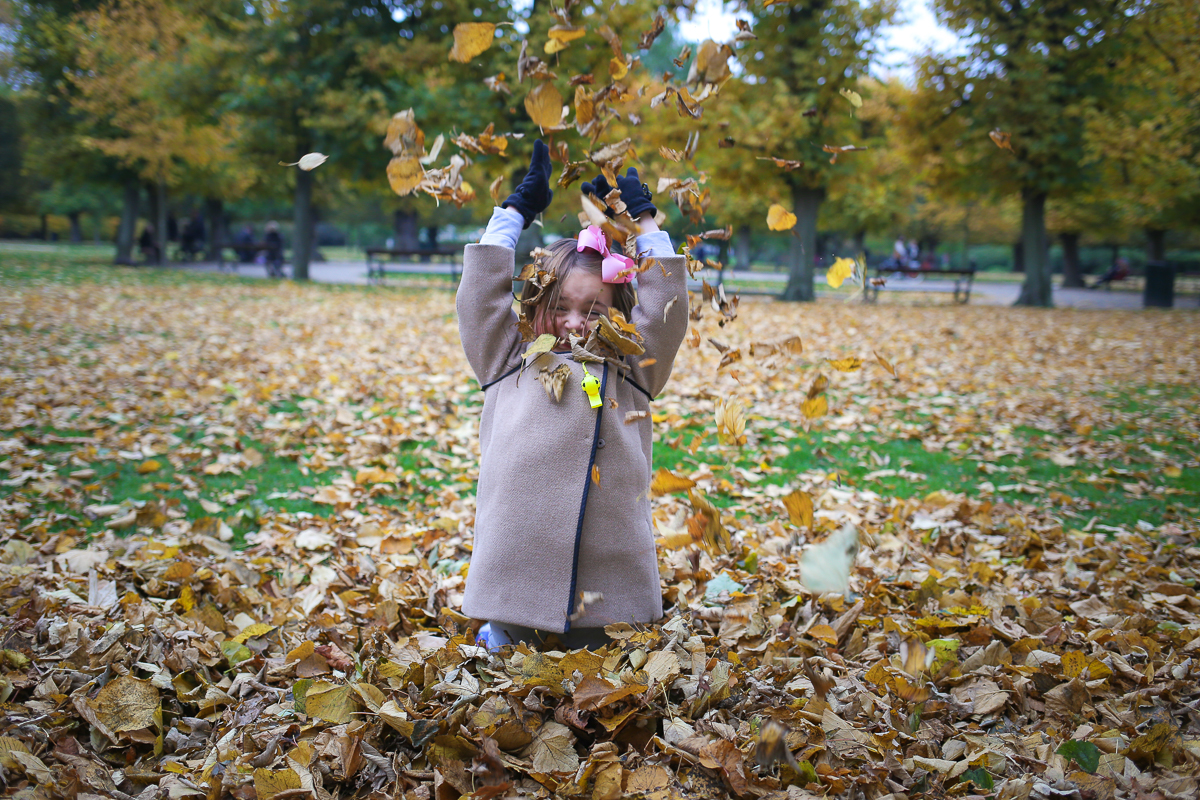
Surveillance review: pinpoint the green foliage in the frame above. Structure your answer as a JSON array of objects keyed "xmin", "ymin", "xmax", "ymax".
[{"xmin": 1056, "ymin": 740, "xmax": 1101, "ymax": 773}]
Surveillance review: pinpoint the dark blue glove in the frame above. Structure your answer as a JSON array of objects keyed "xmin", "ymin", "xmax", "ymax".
[
  {"xmin": 502, "ymin": 139, "xmax": 553, "ymax": 230},
  {"xmin": 616, "ymin": 167, "xmax": 656, "ymax": 219},
  {"xmin": 581, "ymin": 174, "xmax": 615, "ymax": 217}
]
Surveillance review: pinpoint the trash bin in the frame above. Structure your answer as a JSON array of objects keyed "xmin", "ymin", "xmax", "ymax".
[{"xmin": 1144, "ymin": 260, "xmax": 1174, "ymax": 308}]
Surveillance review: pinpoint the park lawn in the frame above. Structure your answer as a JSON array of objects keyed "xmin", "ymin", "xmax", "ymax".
[{"xmin": 3, "ymin": 248, "xmax": 1196, "ymax": 547}]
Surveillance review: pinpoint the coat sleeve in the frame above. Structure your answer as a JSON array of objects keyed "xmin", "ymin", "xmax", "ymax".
[
  {"xmin": 629, "ymin": 254, "xmax": 690, "ymax": 398},
  {"xmin": 456, "ymin": 244, "xmax": 524, "ymax": 385}
]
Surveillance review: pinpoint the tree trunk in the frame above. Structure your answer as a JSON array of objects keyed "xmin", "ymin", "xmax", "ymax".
[
  {"xmin": 115, "ymin": 177, "xmax": 139, "ymax": 264},
  {"xmin": 155, "ymin": 176, "xmax": 168, "ymax": 265},
  {"xmin": 734, "ymin": 224, "xmax": 751, "ymax": 271},
  {"xmin": 205, "ymin": 197, "xmax": 224, "ymax": 261},
  {"xmin": 1012, "ymin": 241, "xmax": 1024, "ymax": 273},
  {"xmin": 1146, "ymin": 227, "xmax": 1166, "ymax": 262},
  {"xmin": 39, "ymin": 214, "xmax": 48, "ymax": 240},
  {"xmin": 67, "ymin": 211, "xmax": 82, "ymax": 243},
  {"xmin": 1060, "ymin": 232, "xmax": 1084, "ymax": 288},
  {"xmin": 393, "ymin": 210, "xmax": 419, "ymax": 250},
  {"xmin": 781, "ymin": 184, "xmax": 824, "ymax": 301},
  {"xmin": 1015, "ymin": 188, "xmax": 1052, "ymax": 307},
  {"xmin": 853, "ymin": 230, "xmax": 866, "ymax": 257},
  {"xmin": 293, "ymin": 168, "xmax": 314, "ymax": 280},
  {"xmin": 425, "ymin": 225, "xmax": 440, "ymax": 249}
]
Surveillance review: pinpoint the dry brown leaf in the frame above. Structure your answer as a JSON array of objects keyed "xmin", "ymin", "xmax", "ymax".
[{"xmin": 449, "ymin": 22, "xmax": 496, "ymax": 63}]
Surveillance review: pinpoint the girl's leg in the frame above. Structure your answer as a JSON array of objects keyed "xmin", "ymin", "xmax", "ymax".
[{"xmin": 478, "ymin": 621, "xmax": 611, "ymax": 651}]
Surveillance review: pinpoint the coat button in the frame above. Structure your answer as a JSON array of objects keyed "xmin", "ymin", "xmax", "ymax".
[{"xmin": 597, "ymin": 438, "xmax": 606, "ymax": 449}]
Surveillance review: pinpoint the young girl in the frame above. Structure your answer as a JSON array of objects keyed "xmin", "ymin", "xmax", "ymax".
[{"xmin": 456, "ymin": 140, "xmax": 689, "ymax": 649}]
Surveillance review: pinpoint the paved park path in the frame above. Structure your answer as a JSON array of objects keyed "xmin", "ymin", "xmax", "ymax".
[{"xmin": 170, "ymin": 258, "xmax": 1193, "ymax": 310}]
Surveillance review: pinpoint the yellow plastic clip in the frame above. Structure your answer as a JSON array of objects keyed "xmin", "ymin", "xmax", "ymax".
[{"xmin": 580, "ymin": 365, "xmax": 602, "ymax": 409}]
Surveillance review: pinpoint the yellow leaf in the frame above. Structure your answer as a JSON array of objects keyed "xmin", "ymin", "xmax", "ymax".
[
  {"xmin": 808, "ymin": 624, "xmax": 838, "ymax": 645},
  {"xmin": 304, "ymin": 682, "xmax": 359, "ymax": 724},
  {"xmin": 839, "ymin": 88, "xmax": 863, "ymax": 108},
  {"xmin": 177, "ymin": 584, "xmax": 196, "ymax": 612},
  {"xmin": 989, "ymin": 129, "xmax": 1014, "ymax": 153},
  {"xmin": 383, "ymin": 109, "xmax": 425, "ymax": 155},
  {"xmin": 825, "ymin": 356, "xmax": 863, "ymax": 372},
  {"xmin": 254, "ymin": 768, "xmax": 302, "ymax": 800},
  {"xmin": 801, "ymin": 395, "xmax": 828, "ymax": 420},
  {"xmin": 524, "ymin": 82, "xmax": 564, "ymax": 130},
  {"xmin": 610, "ymin": 57, "xmax": 628, "ymax": 79},
  {"xmin": 766, "ymin": 204, "xmax": 796, "ymax": 231},
  {"xmin": 232, "ymin": 623, "xmax": 275, "ymax": 643},
  {"xmin": 547, "ymin": 24, "xmax": 586, "ymax": 44},
  {"xmin": 355, "ymin": 466, "xmax": 399, "ymax": 485},
  {"xmin": 715, "ymin": 397, "xmax": 747, "ymax": 446},
  {"xmin": 874, "ymin": 350, "xmax": 897, "ymax": 378},
  {"xmin": 826, "ymin": 256, "xmax": 856, "ymax": 288},
  {"xmin": 387, "ymin": 155, "xmax": 425, "ymax": 197},
  {"xmin": 651, "ymin": 467, "xmax": 696, "ymax": 496},
  {"xmin": 1061, "ymin": 650, "xmax": 1087, "ymax": 679},
  {"xmin": 591, "ymin": 464, "xmax": 600, "ymax": 487},
  {"xmin": 522, "ymin": 334, "xmax": 558, "ymax": 364},
  {"xmin": 88, "ymin": 675, "xmax": 159, "ymax": 732},
  {"xmin": 1163, "ymin": 465, "xmax": 1182, "ymax": 479},
  {"xmin": 782, "ymin": 489, "xmax": 813, "ymax": 529},
  {"xmin": 0, "ymin": 736, "xmax": 31, "ymax": 770},
  {"xmin": 136, "ymin": 460, "xmax": 161, "ymax": 474},
  {"xmin": 449, "ymin": 22, "xmax": 496, "ymax": 63}
]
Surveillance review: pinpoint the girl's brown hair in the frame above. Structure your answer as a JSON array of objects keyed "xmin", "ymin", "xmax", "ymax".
[{"xmin": 519, "ymin": 237, "xmax": 636, "ymax": 334}]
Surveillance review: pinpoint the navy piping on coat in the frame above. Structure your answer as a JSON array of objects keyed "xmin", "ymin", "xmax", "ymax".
[
  {"xmin": 480, "ymin": 364, "xmax": 522, "ymax": 391},
  {"xmin": 565, "ymin": 362, "xmax": 607, "ymax": 632},
  {"xmin": 480, "ymin": 361, "xmax": 652, "ymax": 401}
]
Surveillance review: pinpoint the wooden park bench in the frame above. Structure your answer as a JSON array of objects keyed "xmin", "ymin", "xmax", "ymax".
[
  {"xmin": 863, "ymin": 265, "xmax": 976, "ymax": 304},
  {"xmin": 216, "ymin": 242, "xmax": 290, "ymax": 275},
  {"xmin": 365, "ymin": 247, "xmax": 461, "ymax": 285}
]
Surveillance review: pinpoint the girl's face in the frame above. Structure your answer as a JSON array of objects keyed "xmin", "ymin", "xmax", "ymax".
[{"xmin": 539, "ymin": 269, "xmax": 614, "ymax": 347}]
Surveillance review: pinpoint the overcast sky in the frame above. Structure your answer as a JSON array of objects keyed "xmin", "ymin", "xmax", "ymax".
[{"xmin": 678, "ymin": 0, "xmax": 966, "ymax": 81}]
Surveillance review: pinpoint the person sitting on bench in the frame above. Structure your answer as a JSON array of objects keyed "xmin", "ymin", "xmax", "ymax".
[{"xmin": 1091, "ymin": 256, "xmax": 1130, "ymax": 289}]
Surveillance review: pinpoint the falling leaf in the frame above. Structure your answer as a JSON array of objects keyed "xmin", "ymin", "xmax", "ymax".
[
  {"xmin": 651, "ymin": 468, "xmax": 696, "ymax": 496},
  {"xmin": 822, "ymin": 144, "xmax": 867, "ymax": 164},
  {"xmin": 782, "ymin": 489, "xmax": 813, "ymax": 529},
  {"xmin": 384, "ymin": 109, "xmax": 425, "ymax": 156},
  {"xmin": 489, "ymin": 174, "xmax": 505, "ymax": 206},
  {"xmin": 989, "ymin": 129, "xmax": 1014, "ymax": 152},
  {"xmin": 801, "ymin": 394, "xmax": 828, "ymax": 420},
  {"xmin": 279, "ymin": 153, "xmax": 328, "ymax": 170},
  {"xmin": 715, "ymin": 397, "xmax": 747, "ymax": 446},
  {"xmin": 826, "ymin": 256, "xmax": 856, "ymax": 288},
  {"xmin": 524, "ymin": 82, "xmax": 564, "ymax": 130},
  {"xmin": 483, "ymin": 74, "xmax": 510, "ymax": 94},
  {"xmin": 449, "ymin": 22, "xmax": 496, "ymax": 63},
  {"xmin": 757, "ymin": 156, "xmax": 805, "ymax": 170},
  {"xmin": 522, "ymin": 334, "xmax": 558, "ymax": 362},
  {"xmin": 874, "ymin": 350, "xmax": 898, "ymax": 378},
  {"xmin": 825, "ymin": 356, "xmax": 863, "ymax": 372},
  {"xmin": 767, "ymin": 204, "xmax": 796, "ymax": 231},
  {"xmin": 537, "ymin": 364, "xmax": 571, "ymax": 402},
  {"xmin": 387, "ymin": 155, "xmax": 425, "ymax": 197},
  {"xmin": 799, "ymin": 525, "xmax": 859, "ymax": 593},
  {"xmin": 839, "ymin": 88, "xmax": 863, "ymax": 108}
]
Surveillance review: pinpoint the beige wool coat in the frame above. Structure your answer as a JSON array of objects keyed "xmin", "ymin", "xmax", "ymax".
[{"xmin": 456, "ymin": 243, "xmax": 689, "ymax": 633}]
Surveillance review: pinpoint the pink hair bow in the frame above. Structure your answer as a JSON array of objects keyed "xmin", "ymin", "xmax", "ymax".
[{"xmin": 577, "ymin": 225, "xmax": 636, "ymax": 284}]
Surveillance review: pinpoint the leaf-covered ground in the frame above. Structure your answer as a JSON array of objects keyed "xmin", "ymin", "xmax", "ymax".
[{"xmin": 2, "ymin": 258, "xmax": 1199, "ymax": 800}]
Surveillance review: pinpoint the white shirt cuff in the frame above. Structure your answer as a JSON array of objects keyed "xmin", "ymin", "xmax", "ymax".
[
  {"xmin": 636, "ymin": 230, "xmax": 674, "ymax": 260},
  {"xmin": 478, "ymin": 206, "xmax": 524, "ymax": 249}
]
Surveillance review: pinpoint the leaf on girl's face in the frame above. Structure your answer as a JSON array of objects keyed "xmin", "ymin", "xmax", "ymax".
[
  {"xmin": 524, "ymin": 82, "xmax": 565, "ymax": 130},
  {"xmin": 278, "ymin": 153, "xmax": 328, "ymax": 170},
  {"xmin": 839, "ymin": 88, "xmax": 863, "ymax": 108},
  {"xmin": 449, "ymin": 22, "xmax": 496, "ymax": 63},
  {"xmin": 386, "ymin": 156, "xmax": 425, "ymax": 196},
  {"xmin": 767, "ymin": 204, "xmax": 796, "ymax": 231}
]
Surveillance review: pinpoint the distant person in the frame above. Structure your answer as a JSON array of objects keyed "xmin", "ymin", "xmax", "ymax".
[
  {"xmin": 138, "ymin": 223, "xmax": 160, "ymax": 264},
  {"xmin": 1091, "ymin": 256, "xmax": 1130, "ymax": 289},
  {"xmin": 264, "ymin": 221, "xmax": 285, "ymax": 278},
  {"xmin": 234, "ymin": 224, "xmax": 255, "ymax": 263},
  {"xmin": 892, "ymin": 236, "xmax": 907, "ymax": 269},
  {"xmin": 180, "ymin": 212, "xmax": 205, "ymax": 261},
  {"xmin": 907, "ymin": 239, "xmax": 920, "ymax": 268}
]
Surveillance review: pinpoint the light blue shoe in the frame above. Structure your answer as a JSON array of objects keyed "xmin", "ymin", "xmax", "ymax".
[{"xmin": 476, "ymin": 622, "xmax": 514, "ymax": 651}]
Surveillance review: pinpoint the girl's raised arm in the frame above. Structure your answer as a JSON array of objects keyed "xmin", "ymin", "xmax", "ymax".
[{"xmin": 456, "ymin": 141, "xmax": 554, "ymax": 385}]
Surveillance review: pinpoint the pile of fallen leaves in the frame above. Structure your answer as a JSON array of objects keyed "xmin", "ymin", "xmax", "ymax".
[{"xmin": 2, "ymin": 268, "xmax": 1199, "ymax": 800}]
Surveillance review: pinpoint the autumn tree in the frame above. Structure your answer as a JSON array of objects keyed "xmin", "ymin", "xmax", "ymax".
[
  {"xmin": 911, "ymin": 0, "xmax": 1137, "ymax": 307},
  {"xmin": 721, "ymin": 0, "xmax": 894, "ymax": 301}
]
